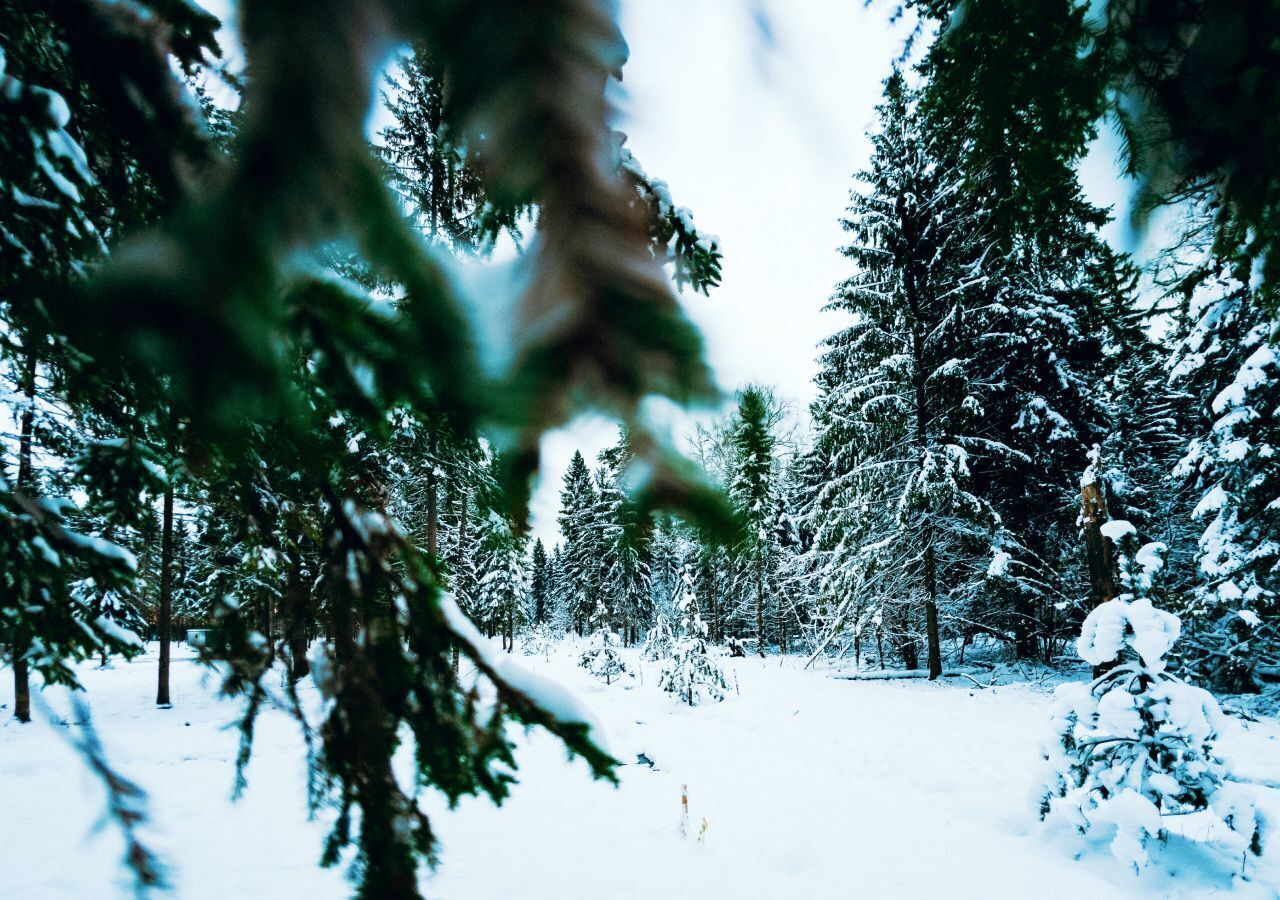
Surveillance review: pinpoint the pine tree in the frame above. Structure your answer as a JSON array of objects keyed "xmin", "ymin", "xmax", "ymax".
[
  {"xmin": 804, "ymin": 73, "xmax": 994, "ymax": 676},
  {"xmin": 913, "ymin": 1, "xmax": 1134, "ymax": 662},
  {"xmin": 1166, "ymin": 214, "xmax": 1280, "ymax": 692},
  {"xmin": 578, "ymin": 602, "xmax": 627, "ymax": 685},
  {"xmin": 659, "ymin": 563, "xmax": 728, "ymax": 706},
  {"xmin": 597, "ymin": 434, "xmax": 653, "ymax": 644},
  {"xmin": 477, "ymin": 506, "xmax": 529, "ymax": 652},
  {"xmin": 530, "ymin": 538, "xmax": 549, "ymax": 625},
  {"xmin": 1039, "ymin": 520, "xmax": 1267, "ymax": 870},
  {"xmin": 559, "ymin": 450, "xmax": 601, "ymax": 634},
  {"xmin": 379, "ymin": 44, "xmax": 521, "ymax": 253},
  {"xmin": 728, "ymin": 386, "xmax": 784, "ymax": 657}
]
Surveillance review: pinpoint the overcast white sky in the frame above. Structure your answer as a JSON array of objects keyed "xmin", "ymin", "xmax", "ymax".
[{"xmin": 525, "ymin": 0, "xmax": 919, "ymax": 545}]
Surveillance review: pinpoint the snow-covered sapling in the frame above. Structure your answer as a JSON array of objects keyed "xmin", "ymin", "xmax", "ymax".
[
  {"xmin": 521, "ymin": 621, "xmax": 555, "ymax": 661},
  {"xmin": 659, "ymin": 566, "xmax": 728, "ymax": 706},
  {"xmin": 578, "ymin": 628, "xmax": 628, "ymax": 685},
  {"xmin": 641, "ymin": 612, "xmax": 675, "ymax": 662},
  {"xmin": 1039, "ymin": 520, "xmax": 1271, "ymax": 870}
]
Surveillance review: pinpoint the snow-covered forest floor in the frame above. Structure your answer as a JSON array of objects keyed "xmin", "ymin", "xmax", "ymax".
[{"xmin": 4, "ymin": 644, "xmax": 1280, "ymax": 899}]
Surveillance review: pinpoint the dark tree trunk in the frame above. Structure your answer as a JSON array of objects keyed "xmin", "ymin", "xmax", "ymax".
[
  {"xmin": 907, "ymin": 311, "xmax": 943, "ymax": 681},
  {"xmin": 12, "ymin": 657, "xmax": 30, "ymax": 724},
  {"xmin": 452, "ymin": 492, "xmax": 469, "ymax": 669},
  {"xmin": 899, "ymin": 636, "xmax": 919, "ymax": 671},
  {"xmin": 12, "ymin": 345, "xmax": 36, "ymax": 722},
  {"xmin": 756, "ymin": 555, "xmax": 765, "ymax": 658},
  {"xmin": 285, "ymin": 537, "xmax": 312, "ymax": 681},
  {"xmin": 156, "ymin": 408, "xmax": 177, "ymax": 707},
  {"xmin": 1081, "ymin": 450, "xmax": 1117, "ymax": 677},
  {"xmin": 924, "ymin": 540, "xmax": 942, "ymax": 680},
  {"xmin": 327, "ymin": 519, "xmax": 356, "ymax": 664},
  {"xmin": 708, "ymin": 556, "xmax": 721, "ymax": 643},
  {"xmin": 425, "ymin": 438, "xmax": 438, "ymax": 558}
]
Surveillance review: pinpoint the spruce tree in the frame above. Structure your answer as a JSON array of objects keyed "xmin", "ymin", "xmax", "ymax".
[
  {"xmin": 805, "ymin": 73, "xmax": 994, "ymax": 676},
  {"xmin": 558, "ymin": 450, "xmax": 601, "ymax": 634},
  {"xmin": 530, "ymin": 537, "xmax": 549, "ymax": 625},
  {"xmin": 727, "ymin": 386, "xmax": 783, "ymax": 657},
  {"xmin": 913, "ymin": 1, "xmax": 1133, "ymax": 661}
]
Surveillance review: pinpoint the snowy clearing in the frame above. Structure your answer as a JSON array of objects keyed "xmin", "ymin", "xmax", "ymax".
[{"xmin": 3, "ymin": 643, "xmax": 1279, "ymax": 899}]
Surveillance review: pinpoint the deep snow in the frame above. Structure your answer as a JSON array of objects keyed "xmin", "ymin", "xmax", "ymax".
[{"xmin": 2, "ymin": 643, "xmax": 1279, "ymax": 899}]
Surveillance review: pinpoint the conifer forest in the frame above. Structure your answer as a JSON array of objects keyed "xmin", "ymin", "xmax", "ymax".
[{"xmin": 6, "ymin": 1, "xmax": 1280, "ymax": 898}]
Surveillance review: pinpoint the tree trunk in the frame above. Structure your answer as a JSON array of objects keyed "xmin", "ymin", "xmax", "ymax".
[
  {"xmin": 709, "ymin": 557, "xmax": 721, "ymax": 643},
  {"xmin": 777, "ymin": 591, "xmax": 788, "ymax": 655},
  {"xmin": 924, "ymin": 540, "xmax": 942, "ymax": 680},
  {"xmin": 12, "ymin": 345, "xmax": 36, "ymax": 723},
  {"xmin": 156, "ymin": 407, "xmax": 177, "ymax": 707},
  {"xmin": 12, "ymin": 657, "xmax": 30, "ymax": 724},
  {"xmin": 285, "ymin": 537, "xmax": 312, "ymax": 681},
  {"xmin": 452, "ymin": 493, "xmax": 469, "ymax": 671},
  {"xmin": 755, "ymin": 555, "xmax": 765, "ymax": 658},
  {"xmin": 425, "ymin": 440, "xmax": 438, "ymax": 558},
  {"xmin": 899, "ymin": 637, "xmax": 919, "ymax": 671},
  {"xmin": 1080, "ymin": 448, "xmax": 1117, "ymax": 677}
]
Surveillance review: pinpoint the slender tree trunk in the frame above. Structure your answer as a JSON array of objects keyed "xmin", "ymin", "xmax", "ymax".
[
  {"xmin": 924, "ymin": 539, "xmax": 942, "ymax": 680},
  {"xmin": 709, "ymin": 557, "xmax": 720, "ymax": 643},
  {"xmin": 12, "ymin": 656, "xmax": 30, "ymax": 725},
  {"xmin": 755, "ymin": 555, "xmax": 765, "ymax": 658},
  {"xmin": 457, "ymin": 492, "xmax": 468, "ymax": 574},
  {"xmin": 906, "ymin": 311, "xmax": 944, "ymax": 681},
  {"xmin": 773, "ymin": 599, "xmax": 783, "ymax": 655},
  {"xmin": 285, "ymin": 537, "xmax": 312, "ymax": 681},
  {"xmin": 425, "ymin": 436, "xmax": 438, "ymax": 558},
  {"xmin": 156, "ymin": 407, "xmax": 177, "ymax": 707},
  {"xmin": 12, "ymin": 346, "xmax": 37, "ymax": 722},
  {"xmin": 330, "ymin": 559, "xmax": 356, "ymax": 664},
  {"xmin": 1080, "ymin": 448, "xmax": 1117, "ymax": 677},
  {"xmin": 452, "ymin": 493, "xmax": 469, "ymax": 672}
]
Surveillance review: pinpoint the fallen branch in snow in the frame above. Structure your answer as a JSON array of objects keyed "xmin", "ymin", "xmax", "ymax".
[{"xmin": 834, "ymin": 669, "xmax": 967, "ymax": 681}]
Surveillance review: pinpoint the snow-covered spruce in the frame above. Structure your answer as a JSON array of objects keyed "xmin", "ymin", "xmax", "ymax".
[
  {"xmin": 521, "ymin": 621, "xmax": 555, "ymax": 660},
  {"xmin": 641, "ymin": 612, "xmax": 675, "ymax": 662},
  {"xmin": 658, "ymin": 565, "xmax": 728, "ymax": 706},
  {"xmin": 1039, "ymin": 520, "xmax": 1270, "ymax": 870},
  {"xmin": 578, "ymin": 628, "xmax": 628, "ymax": 685}
]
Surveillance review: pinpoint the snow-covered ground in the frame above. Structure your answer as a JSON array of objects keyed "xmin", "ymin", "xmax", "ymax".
[{"xmin": 3, "ymin": 643, "xmax": 1279, "ymax": 899}]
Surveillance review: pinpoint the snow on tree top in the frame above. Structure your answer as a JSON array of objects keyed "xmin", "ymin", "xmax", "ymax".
[
  {"xmin": 1098, "ymin": 519, "xmax": 1137, "ymax": 543},
  {"xmin": 1077, "ymin": 596, "xmax": 1180, "ymax": 671}
]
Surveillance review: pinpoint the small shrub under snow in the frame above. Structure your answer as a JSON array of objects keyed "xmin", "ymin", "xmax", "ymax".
[{"xmin": 578, "ymin": 629, "xmax": 628, "ymax": 685}]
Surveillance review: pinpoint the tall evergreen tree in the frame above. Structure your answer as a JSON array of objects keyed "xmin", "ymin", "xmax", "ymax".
[
  {"xmin": 558, "ymin": 449, "xmax": 601, "ymax": 634},
  {"xmin": 728, "ymin": 386, "xmax": 784, "ymax": 657},
  {"xmin": 914, "ymin": 0, "xmax": 1134, "ymax": 661},
  {"xmin": 529, "ymin": 537, "xmax": 549, "ymax": 625},
  {"xmin": 379, "ymin": 44, "xmax": 521, "ymax": 253},
  {"xmin": 805, "ymin": 73, "xmax": 994, "ymax": 677}
]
